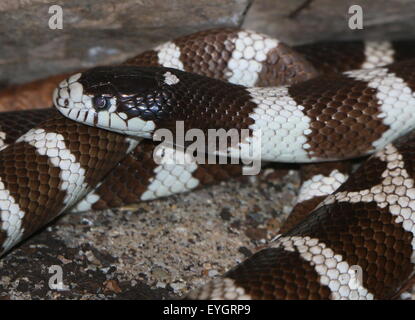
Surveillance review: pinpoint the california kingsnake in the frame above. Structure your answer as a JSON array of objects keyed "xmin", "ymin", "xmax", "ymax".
[{"xmin": 0, "ymin": 28, "xmax": 415, "ymax": 299}]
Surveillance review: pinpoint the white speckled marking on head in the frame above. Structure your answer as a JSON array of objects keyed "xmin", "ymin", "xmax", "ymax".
[
  {"xmin": 345, "ymin": 68, "xmax": 415, "ymax": 150},
  {"xmin": 227, "ymin": 86, "xmax": 312, "ymax": 162},
  {"xmin": 321, "ymin": 144, "xmax": 415, "ymax": 261},
  {"xmin": 0, "ymin": 178, "xmax": 25, "ymax": 253},
  {"xmin": 297, "ymin": 169, "xmax": 349, "ymax": 203},
  {"xmin": 16, "ymin": 129, "xmax": 89, "ymax": 211},
  {"xmin": 225, "ymin": 30, "xmax": 279, "ymax": 86},
  {"xmin": 362, "ymin": 41, "xmax": 394, "ymax": 69},
  {"xmin": 271, "ymin": 236, "xmax": 374, "ymax": 300},
  {"xmin": 140, "ymin": 145, "xmax": 199, "ymax": 201},
  {"xmin": 155, "ymin": 41, "xmax": 185, "ymax": 70},
  {"xmin": 163, "ymin": 71, "xmax": 180, "ymax": 85}
]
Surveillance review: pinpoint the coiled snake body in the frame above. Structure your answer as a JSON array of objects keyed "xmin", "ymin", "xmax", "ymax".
[{"xmin": 0, "ymin": 28, "xmax": 415, "ymax": 299}]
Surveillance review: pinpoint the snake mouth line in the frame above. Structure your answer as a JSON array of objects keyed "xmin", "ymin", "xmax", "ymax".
[{"xmin": 53, "ymin": 73, "xmax": 156, "ymax": 138}]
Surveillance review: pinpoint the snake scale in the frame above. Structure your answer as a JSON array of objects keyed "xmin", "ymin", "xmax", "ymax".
[{"xmin": 0, "ymin": 28, "xmax": 415, "ymax": 299}]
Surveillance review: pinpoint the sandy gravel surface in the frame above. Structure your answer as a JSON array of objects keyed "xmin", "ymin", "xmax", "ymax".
[
  {"xmin": 0, "ymin": 165, "xmax": 304, "ymax": 299},
  {"xmin": 0, "ymin": 162, "xmax": 413, "ymax": 300}
]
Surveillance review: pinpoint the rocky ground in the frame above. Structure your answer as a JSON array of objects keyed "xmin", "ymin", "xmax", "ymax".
[
  {"xmin": 0, "ymin": 163, "xmax": 413, "ymax": 300},
  {"xmin": 0, "ymin": 164, "xmax": 301, "ymax": 299}
]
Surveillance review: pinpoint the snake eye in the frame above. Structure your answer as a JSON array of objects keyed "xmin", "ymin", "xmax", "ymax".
[{"xmin": 93, "ymin": 96, "xmax": 111, "ymax": 111}]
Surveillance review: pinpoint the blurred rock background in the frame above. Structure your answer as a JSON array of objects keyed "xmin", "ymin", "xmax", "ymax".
[
  {"xmin": 1, "ymin": 0, "xmax": 415, "ymax": 84},
  {"xmin": 244, "ymin": 0, "xmax": 415, "ymax": 44}
]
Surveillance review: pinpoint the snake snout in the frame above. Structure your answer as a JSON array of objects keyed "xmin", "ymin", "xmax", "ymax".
[
  {"xmin": 53, "ymin": 72, "xmax": 98, "ymax": 128},
  {"xmin": 53, "ymin": 67, "xmax": 174, "ymax": 138},
  {"xmin": 54, "ymin": 72, "xmax": 92, "ymax": 110}
]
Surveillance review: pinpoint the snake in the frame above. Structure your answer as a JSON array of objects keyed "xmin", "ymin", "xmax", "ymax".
[{"xmin": 0, "ymin": 28, "xmax": 415, "ymax": 299}]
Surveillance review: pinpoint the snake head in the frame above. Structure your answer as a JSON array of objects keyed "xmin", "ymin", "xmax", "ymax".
[{"xmin": 53, "ymin": 66, "xmax": 181, "ymax": 137}]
